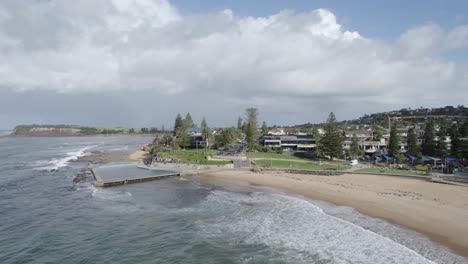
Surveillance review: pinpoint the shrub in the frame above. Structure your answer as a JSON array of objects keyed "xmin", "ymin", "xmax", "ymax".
[
  {"xmin": 415, "ymin": 165, "xmax": 428, "ymax": 171},
  {"xmin": 261, "ymin": 146, "xmax": 272, "ymax": 153}
]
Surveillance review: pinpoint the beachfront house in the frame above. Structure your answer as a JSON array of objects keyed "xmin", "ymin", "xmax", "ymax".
[{"xmin": 261, "ymin": 134, "xmax": 316, "ymax": 151}]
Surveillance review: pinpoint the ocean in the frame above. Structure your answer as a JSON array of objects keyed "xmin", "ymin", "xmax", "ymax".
[{"xmin": 0, "ymin": 136, "xmax": 466, "ymax": 264}]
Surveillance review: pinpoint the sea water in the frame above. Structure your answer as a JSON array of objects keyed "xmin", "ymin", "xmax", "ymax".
[{"xmin": 0, "ymin": 136, "xmax": 467, "ymax": 264}]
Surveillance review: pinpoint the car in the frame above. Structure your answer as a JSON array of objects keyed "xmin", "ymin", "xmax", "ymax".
[{"xmin": 349, "ymin": 159, "xmax": 358, "ymax": 166}]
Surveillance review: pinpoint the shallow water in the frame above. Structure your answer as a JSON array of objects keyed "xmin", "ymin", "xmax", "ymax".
[{"xmin": 0, "ymin": 136, "xmax": 467, "ymax": 264}]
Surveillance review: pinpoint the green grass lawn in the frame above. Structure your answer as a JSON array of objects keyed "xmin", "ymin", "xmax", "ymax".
[
  {"xmin": 247, "ymin": 152, "xmax": 347, "ymax": 165},
  {"xmin": 254, "ymin": 159, "xmax": 347, "ymax": 170},
  {"xmin": 158, "ymin": 149, "xmax": 231, "ymax": 165},
  {"xmin": 354, "ymin": 167, "xmax": 426, "ymax": 176},
  {"xmin": 246, "ymin": 152, "xmax": 308, "ymax": 161}
]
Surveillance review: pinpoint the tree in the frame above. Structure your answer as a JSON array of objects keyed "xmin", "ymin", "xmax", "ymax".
[
  {"xmin": 184, "ymin": 113, "xmax": 195, "ymax": 128},
  {"xmin": 215, "ymin": 128, "xmax": 238, "ymax": 147},
  {"xmin": 129, "ymin": 128, "xmax": 135, "ymax": 134},
  {"xmin": 320, "ymin": 112, "xmax": 343, "ymax": 160},
  {"xmin": 373, "ymin": 125, "xmax": 383, "ymax": 141},
  {"xmin": 174, "ymin": 113, "xmax": 184, "ymax": 136},
  {"xmin": 349, "ymin": 135, "xmax": 361, "ymax": 159},
  {"xmin": 435, "ymin": 123, "xmax": 448, "ymax": 157},
  {"xmin": 261, "ymin": 121, "xmax": 268, "ymax": 135},
  {"xmin": 161, "ymin": 125, "xmax": 165, "ymax": 132},
  {"xmin": 201, "ymin": 117, "xmax": 210, "ymax": 144},
  {"xmin": 450, "ymin": 123, "xmax": 461, "ymax": 158},
  {"xmin": 388, "ymin": 124, "xmax": 400, "ymax": 157},
  {"xmin": 460, "ymin": 118, "xmax": 468, "ymax": 137},
  {"xmin": 150, "ymin": 127, "xmax": 157, "ymax": 133},
  {"xmin": 407, "ymin": 127, "xmax": 418, "ymax": 156},
  {"xmin": 291, "ymin": 127, "xmax": 299, "ymax": 135},
  {"xmin": 201, "ymin": 117, "xmax": 208, "ymax": 130},
  {"xmin": 422, "ymin": 120, "xmax": 436, "ymax": 156},
  {"xmin": 313, "ymin": 127, "xmax": 322, "ymax": 157},
  {"xmin": 396, "ymin": 153, "xmax": 406, "ymax": 164},
  {"xmin": 237, "ymin": 117, "xmax": 243, "ymax": 130},
  {"xmin": 245, "ymin": 108, "xmax": 259, "ymax": 150},
  {"xmin": 174, "ymin": 113, "xmax": 188, "ymax": 147}
]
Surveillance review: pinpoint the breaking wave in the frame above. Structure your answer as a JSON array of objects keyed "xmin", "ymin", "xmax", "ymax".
[
  {"xmin": 196, "ymin": 190, "xmax": 436, "ymax": 264},
  {"xmin": 33, "ymin": 145, "xmax": 98, "ymax": 171}
]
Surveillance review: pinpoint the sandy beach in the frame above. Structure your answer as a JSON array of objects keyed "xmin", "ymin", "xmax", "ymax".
[
  {"xmin": 128, "ymin": 150, "xmax": 151, "ymax": 161},
  {"xmin": 199, "ymin": 169, "xmax": 468, "ymax": 257}
]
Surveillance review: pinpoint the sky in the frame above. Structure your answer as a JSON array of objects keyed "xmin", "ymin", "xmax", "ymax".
[{"xmin": 0, "ymin": 0, "xmax": 467, "ymax": 129}]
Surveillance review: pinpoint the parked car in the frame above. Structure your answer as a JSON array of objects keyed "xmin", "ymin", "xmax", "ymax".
[{"xmin": 349, "ymin": 159, "xmax": 358, "ymax": 166}]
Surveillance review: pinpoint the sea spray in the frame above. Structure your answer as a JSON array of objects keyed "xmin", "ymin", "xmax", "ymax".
[{"xmin": 33, "ymin": 145, "xmax": 99, "ymax": 171}]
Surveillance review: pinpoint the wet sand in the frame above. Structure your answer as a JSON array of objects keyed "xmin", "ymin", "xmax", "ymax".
[{"xmin": 199, "ymin": 170, "xmax": 468, "ymax": 258}]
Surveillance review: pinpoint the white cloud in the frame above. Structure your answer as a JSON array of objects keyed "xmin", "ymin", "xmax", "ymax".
[
  {"xmin": 0, "ymin": 0, "xmax": 467, "ymax": 118},
  {"xmin": 447, "ymin": 25, "xmax": 468, "ymax": 49}
]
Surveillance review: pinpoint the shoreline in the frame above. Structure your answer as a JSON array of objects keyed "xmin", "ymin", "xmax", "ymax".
[
  {"xmin": 198, "ymin": 169, "xmax": 468, "ymax": 259},
  {"xmin": 86, "ymin": 149, "xmax": 468, "ymax": 259}
]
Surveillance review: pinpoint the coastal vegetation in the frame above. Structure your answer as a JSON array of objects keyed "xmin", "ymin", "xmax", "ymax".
[{"xmin": 152, "ymin": 149, "xmax": 231, "ymax": 165}]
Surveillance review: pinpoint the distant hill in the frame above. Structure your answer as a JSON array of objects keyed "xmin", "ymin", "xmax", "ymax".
[
  {"xmin": 13, "ymin": 125, "xmax": 100, "ymax": 136},
  {"xmin": 11, "ymin": 125, "xmax": 168, "ymax": 136},
  {"xmin": 12, "ymin": 125, "xmax": 127, "ymax": 136},
  {"xmin": 296, "ymin": 105, "xmax": 468, "ymax": 129}
]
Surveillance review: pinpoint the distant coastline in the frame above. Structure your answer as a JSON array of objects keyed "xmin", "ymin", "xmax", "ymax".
[{"xmin": 10, "ymin": 124, "xmax": 168, "ymax": 137}]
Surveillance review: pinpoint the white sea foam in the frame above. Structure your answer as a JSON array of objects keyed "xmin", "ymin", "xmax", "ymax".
[
  {"xmin": 91, "ymin": 186, "xmax": 132, "ymax": 201},
  {"xmin": 196, "ymin": 190, "xmax": 436, "ymax": 264},
  {"xmin": 90, "ymin": 185, "xmax": 140, "ymax": 213},
  {"xmin": 34, "ymin": 145, "xmax": 98, "ymax": 171}
]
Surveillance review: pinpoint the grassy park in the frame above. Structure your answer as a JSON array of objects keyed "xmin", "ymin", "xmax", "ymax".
[
  {"xmin": 156, "ymin": 149, "xmax": 232, "ymax": 165},
  {"xmin": 254, "ymin": 159, "xmax": 347, "ymax": 170}
]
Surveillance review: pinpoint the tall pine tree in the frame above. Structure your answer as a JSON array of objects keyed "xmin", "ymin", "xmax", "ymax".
[
  {"xmin": 201, "ymin": 117, "xmax": 210, "ymax": 146},
  {"xmin": 201, "ymin": 117, "xmax": 208, "ymax": 129},
  {"xmin": 237, "ymin": 117, "xmax": 243, "ymax": 130},
  {"xmin": 349, "ymin": 135, "xmax": 361, "ymax": 159},
  {"xmin": 174, "ymin": 113, "xmax": 184, "ymax": 136},
  {"xmin": 320, "ymin": 112, "xmax": 343, "ymax": 160},
  {"xmin": 184, "ymin": 113, "xmax": 195, "ymax": 128},
  {"xmin": 245, "ymin": 108, "xmax": 259, "ymax": 151},
  {"xmin": 460, "ymin": 118, "xmax": 468, "ymax": 137},
  {"xmin": 422, "ymin": 120, "xmax": 436, "ymax": 156},
  {"xmin": 435, "ymin": 123, "xmax": 448, "ymax": 157},
  {"xmin": 313, "ymin": 127, "xmax": 322, "ymax": 157},
  {"xmin": 388, "ymin": 124, "xmax": 400, "ymax": 157},
  {"xmin": 261, "ymin": 121, "xmax": 268, "ymax": 135},
  {"xmin": 407, "ymin": 127, "xmax": 418, "ymax": 156},
  {"xmin": 450, "ymin": 123, "xmax": 461, "ymax": 158}
]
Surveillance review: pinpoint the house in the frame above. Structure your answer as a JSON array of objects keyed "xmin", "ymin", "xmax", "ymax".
[
  {"xmin": 342, "ymin": 138, "xmax": 387, "ymax": 154},
  {"xmin": 186, "ymin": 127, "xmax": 208, "ymax": 147},
  {"xmin": 262, "ymin": 134, "xmax": 315, "ymax": 151},
  {"xmin": 343, "ymin": 130, "xmax": 374, "ymax": 140}
]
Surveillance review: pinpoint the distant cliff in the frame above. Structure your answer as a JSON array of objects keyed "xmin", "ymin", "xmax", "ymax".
[{"xmin": 13, "ymin": 125, "xmax": 100, "ymax": 136}]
